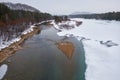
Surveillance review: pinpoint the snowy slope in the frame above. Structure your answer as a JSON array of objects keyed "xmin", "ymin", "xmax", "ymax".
[
  {"xmin": 53, "ymin": 18, "xmax": 120, "ymax": 80},
  {"xmin": 2, "ymin": 2, "xmax": 40, "ymax": 12}
]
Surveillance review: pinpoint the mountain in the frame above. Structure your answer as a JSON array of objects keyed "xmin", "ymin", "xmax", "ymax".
[
  {"xmin": 70, "ymin": 11, "xmax": 93, "ymax": 15},
  {"xmin": 2, "ymin": 2, "xmax": 40, "ymax": 12}
]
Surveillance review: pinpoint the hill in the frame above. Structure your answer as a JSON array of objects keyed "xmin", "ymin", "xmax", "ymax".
[
  {"xmin": 69, "ymin": 12, "xmax": 120, "ymax": 21},
  {"xmin": 0, "ymin": 2, "xmax": 52, "ymax": 44},
  {"xmin": 2, "ymin": 2, "xmax": 40, "ymax": 12},
  {"xmin": 0, "ymin": 2, "xmax": 52, "ymax": 26}
]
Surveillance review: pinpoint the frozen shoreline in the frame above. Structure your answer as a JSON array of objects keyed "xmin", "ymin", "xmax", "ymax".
[
  {"xmin": 0, "ymin": 25, "xmax": 35, "ymax": 51},
  {"xmin": 0, "ymin": 20, "xmax": 51, "ymax": 51},
  {"xmin": 52, "ymin": 18, "xmax": 120, "ymax": 80},
  {"xmin": 0, "ymin": 20, "xmax": 52, "ymax": 64}
]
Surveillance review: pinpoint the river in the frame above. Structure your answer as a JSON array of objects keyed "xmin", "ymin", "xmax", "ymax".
[
  {"xmin": 1, "ymin": 18, "xmax": 120, "ymax": 80},
  {"xmin": 2, "ymin": 24, "xmax": 86, "ymax": 80}
]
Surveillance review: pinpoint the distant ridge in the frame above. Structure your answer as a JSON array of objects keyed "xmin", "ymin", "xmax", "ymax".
[
  {"xmin": 2, "ymin": 2, "xmax": 40, "ymax": 12},
  {"xmin": 69, "ymin": 11, "xmax": 120, "ymax": 21},
  {"xmin": 70, "ymin": 11, "xmax": 93, "ymax": 15}
]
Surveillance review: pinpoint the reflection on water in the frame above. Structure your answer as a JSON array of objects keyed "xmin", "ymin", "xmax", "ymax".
[{"xmin": 3, "ymin": 26, "xmax": 86, "ymax": 80}]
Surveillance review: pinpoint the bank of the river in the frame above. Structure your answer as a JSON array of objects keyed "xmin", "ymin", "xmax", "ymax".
[{"xmin": 0, "ymin": 27, "xmax": 40, "ymax": 63}]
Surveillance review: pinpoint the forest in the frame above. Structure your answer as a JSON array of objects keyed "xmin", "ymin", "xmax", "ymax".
[
  {"xmin": 69, "ymin": 12, "xmax": 120, "ymax": 21},
  {"xmin": 0, "ymin": 3, "xmax": 52, "ymax": 43}
]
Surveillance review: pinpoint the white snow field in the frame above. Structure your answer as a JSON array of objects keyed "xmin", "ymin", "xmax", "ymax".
[{"xmin": 53, "ymin": 18, "xmax": 120, "ymax": 80}]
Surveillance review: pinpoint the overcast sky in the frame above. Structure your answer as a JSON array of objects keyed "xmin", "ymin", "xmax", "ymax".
[{"xmin": 0, "ymin": 0, "xmax": 120, "ymax": 15}]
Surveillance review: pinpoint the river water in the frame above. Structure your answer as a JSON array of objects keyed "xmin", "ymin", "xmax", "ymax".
[{"xmin": 2, "ymin": 25, "xmax": 86, "ymax": 80}]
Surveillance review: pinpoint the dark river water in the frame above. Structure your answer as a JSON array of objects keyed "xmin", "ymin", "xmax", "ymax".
[{"xmin": 2, "ymin": 25, "xmax": 86, "ymax": 80}]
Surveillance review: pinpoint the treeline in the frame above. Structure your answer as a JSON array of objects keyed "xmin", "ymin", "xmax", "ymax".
[
  {"xmin": 69, "ymin": 12, "xmax": 120, "ymax": 21},
  {"xmin": 54, "ymin": 15, "xmax": 69, "ymax": 23},
  {"xmin": 0, "ymin": 3, "xmax": 52, "ymax": 43},
  {"xmin": 0, "ymin": 3, "xmax": 52, "ymax": 26}
]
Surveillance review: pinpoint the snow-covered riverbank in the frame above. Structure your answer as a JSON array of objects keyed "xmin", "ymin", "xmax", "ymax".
[
  {"xmin": 52, "ymin": 18, "xmax": 120, "ymax": 80},
  {"xmin": 0, "ymin": 25, "xmax": 35, "ymax": 51},
  {"xmin": 0, "ymin": 20, "xmax": 51, "ymax": 51}
]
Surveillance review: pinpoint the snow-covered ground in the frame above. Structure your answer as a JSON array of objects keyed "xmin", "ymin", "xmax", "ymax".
[
  {"xmin": 51, "ymin": 20, "xmax": 78, "ymax": 30},
  {"xmin": 53, "ymin": 18, "xmax": 120, "ymax": 80},
  {"xmin": 0, "ymin": 64, "xmax": 8, "ymax": 80}
]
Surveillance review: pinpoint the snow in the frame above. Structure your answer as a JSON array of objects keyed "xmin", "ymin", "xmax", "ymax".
[
  {"xmin": 0, "ymin": 20, "xmax": 52, "ymax": 51},
  {"xmin": 50, "ymin": 20, "xmax": 78, "ymax": 30},
  {"xmin": 0, "ymin": 37, "xmax": 21, "ymax": 50},
  {"xmin": 58, "ymin": 20, "xmax": 76, "ymax": 26},
  {"xmin": 0, "ymin": 25, "xmax": 34, "ymax": 50},
  {"xmin": 0, "ymin": 64, "xmax": 8, "ymax": 80},
  {"xmin": 0, "ymin": 25, "xmax": 36, "ymax": 50},
  {"xmin": 53, "ymin": 18, "xmax": 120, "ymax": 80},
  {"xmin": 22, "ymin": 25, "xmax": 35, "ymax": 35},
  {"xmin": 50, "ymin": 21, "xmax": 62, "ymax": 30},
  {"xmin": 83, "ymin": 40, "xmax": 120, "ymax": 80},
  {"xmin": 57, "ymin": 18, "xmax": 120, "ymax": 43},
  {"xmin": 4, "ymin": 2, "xmax": 39, "ymax": 12}
]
